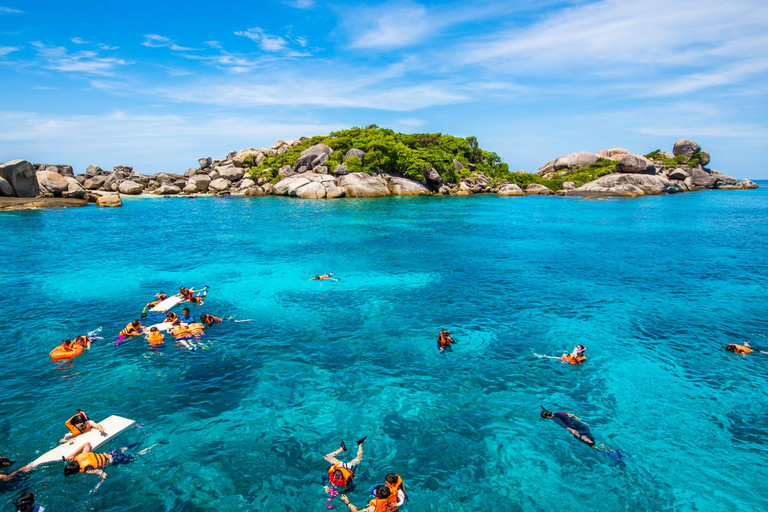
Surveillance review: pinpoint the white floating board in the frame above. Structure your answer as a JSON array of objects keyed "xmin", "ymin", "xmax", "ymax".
[
  {"xmin": 29, "ymin": 415, "xmax": 135, "ymax": 468},
  {"xmin": 149, "ymin": 295, "xmax": 184, "ymax": 313},
  {"xmin": 148, "ymin": 322, "xmax": 173, "ymax": 332}
]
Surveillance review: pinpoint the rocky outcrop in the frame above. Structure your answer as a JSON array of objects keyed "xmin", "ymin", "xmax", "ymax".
[
  {"xmin": 83, "ymin": 175, "xmax": 107, "ymax": 190},
  {"xmin": 344, "ymin": 149, "xmax": 365, "ymax": 164},
  {"xmin": 294, "ymin": 144, "xmax": 333, "ymax": 171},
  {"xmin": 386, "ymin": 176, "xmax": 430, "ymax": 196},
  {"xmin": 526, "ymin": 183, "xmax": 552, "ymax": 195},
  {"xmin": 153, "ymin": 184, "xmax": 181, "ymax": 195},
  {"xmin": 209, "ymin": 178, "xmax": 231, "ymax": 192},
  {"xmin": 0, "ymin": 175, "xmax": 15, "ymax": 196},
  {"xmin": 216, "ymin": 164, "xmax": 244, "ymax": 181},
  {"xmin": 554, "ymin": 152, "xmax": 599, "ymax": 170},
  {"xmin": 568, "ymin": 174, "xmax": 677, "ymax": 197},
  {"xmin": 690, "ymin": 168, "xmax": 716, "ymax": 188},
  {"xmin": 96, "ymin": 194, "xmax": 122, "ymax": 207},
  {"xmin": 1, "ymin": 160, "xmax": 39, "ymax": 197},
  {"xmin": 338, "ymin": 172, "xmax": 391, "ymax": 198},
  {"xmin": 596, "ymin": 148, "xmax": 631, "ymax": 160},
  {"xmin": 198, "ymin": 157, "xmax": 212, "ymax": 170}
]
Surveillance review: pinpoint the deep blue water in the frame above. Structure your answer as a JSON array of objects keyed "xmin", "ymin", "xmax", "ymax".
[{"xmin": 1, "ymin": 185, "xmax": 767, "ymax": 512}]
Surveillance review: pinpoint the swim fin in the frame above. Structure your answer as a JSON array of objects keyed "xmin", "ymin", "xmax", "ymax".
[
  {"xmin": 340, "ymin": 440, "xmax": 348, "ymax": 452},
  {"xmin": 356, "ymin": 436, "xmax": 367, "ymax": 445}
]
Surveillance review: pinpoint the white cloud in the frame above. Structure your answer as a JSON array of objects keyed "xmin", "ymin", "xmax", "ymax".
[
  {"xmin": 142, "ymin": 34, "xmax": 197, "ymax": 51},
  {"xmin": 0, "ymin": 46, "xmax": 19, "ymax": 56},
  {"xmin": 71, "ymin": 37, "xmax": 90, "ymax": 45},
  {"xmin": 234, "ymin": 27, "xmax": 311, "ymax": 56},
  {"xmin": 343, "ymin": 1, "xmax": 432, "ymax": 49},
  {"xmin": 284, "ymin": 0, "xmax": 314, "ymax": 8},
  {"xmin": 0, "ymin": 6, "xmax": 22, "ymax": 14},
  {"xmin": 31, "ymin": 42, "xmax": 130, "ymax": 76}
]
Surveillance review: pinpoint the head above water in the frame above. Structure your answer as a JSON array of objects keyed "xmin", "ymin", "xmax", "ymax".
[
  {"xmin": 12, "ymin": 492, "xmax": 35, "ymax": 511},
  {"xmin": 374, "ymin": 485, "xmax": 391, "ymax": 499},
  {"xmin": 0, "ymin": 456, "xmax": 13, "ymax": 468},
  {"xmin": 540, "ymin": 406, "xmax": 555, "ymax": 419},
  {"xmin": 150, "ymin": 326, "xmax": 158, "ymax": 332},
  {"xmin": 385, "ymin": 473, "xmax": 399, "ymax": 484},
  {"xmin": 182, "ymin": 308, "xmax": 190, "ymax": 315},
  {"xmin": 173, "ymin": 320, "xmax": 181, "ymax": 326},
  {"xmin": 132, "ymin": 320, "xmax": 141, "ymax": 327}
]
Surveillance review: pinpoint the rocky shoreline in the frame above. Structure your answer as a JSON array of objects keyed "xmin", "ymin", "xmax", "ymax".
[{"xmin": 0, "ymin": 138, "xmax": 758, "ymax": 209}]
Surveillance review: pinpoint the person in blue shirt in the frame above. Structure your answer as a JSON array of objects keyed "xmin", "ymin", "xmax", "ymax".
[
  {"xmin": 13, "ymin": 492, "xmax": 44, "ymax": 512},
  {"xmin": 180, "ymin": 308, "xmax": 194, "ymax": 324}
]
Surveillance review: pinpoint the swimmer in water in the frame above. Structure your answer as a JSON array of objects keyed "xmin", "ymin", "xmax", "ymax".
[{"xmin": 540, "ymin": 406, "xmax": 627, "ymax": 465}]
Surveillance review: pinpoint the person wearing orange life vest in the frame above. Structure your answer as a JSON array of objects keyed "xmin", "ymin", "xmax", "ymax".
[
  {"xmin": 726, "ymin": 342, "xmax": 753, "ymax": 355},
  {"xmin": 179, "ymin": 286, "xmax": 207, "ymax": 304},
  {"xmin": 200, "ymin": 313, "xmax": 223, "ymax": 326},
  {"xmin": 59, "ymin": 410, "xmax": 106, "ymax": 443},
  {"xmin": 437, "ymin": 329, "xmax": 456, "ymax": 353},
  {"xmin": 311, "ymin": 273, "xmax": 339, "ymax": 281},
  {"xmin": 73, "ymin": 335, "xmax": 93, "ymax": 349},
  {"xmin": 561, "ymin": 345, "xmax": 587, "ymax": 365},
  {"xmin": 383, "ymin": 473, "xmax": 407, "ymax": 508},
  {"xmin": 171, "ymin": 320, "xmax": 197, "ymax": 350},
  {"xmin": 63, "ymin": 442, "xmax": 135, "ymax": 491},
  {"xmin": 323, "ymin": 437, "xmax": 367, "ymax": 492},
  {"xmin": 165, "ymin": 311, "xmax": 180, "ymax": 323},
  {"xmin": 340, "ymin": 484, "xmax": 398, "ymax": 512},
  {"xmin": 146, "ymin": 326, "xmax": 165, "ymax": 347},
  {"xmin": 143, "ymin": 292, "xmax": 168, "ymax": 312}
]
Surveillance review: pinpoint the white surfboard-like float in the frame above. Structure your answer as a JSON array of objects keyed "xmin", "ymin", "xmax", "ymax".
[
  {"xmin": 28, "ymin": 415, "xmax": 136, "ymax": 468},
  {"xmin": 149, "ymin": 295, "xmax": 184, "ymax": 313}
]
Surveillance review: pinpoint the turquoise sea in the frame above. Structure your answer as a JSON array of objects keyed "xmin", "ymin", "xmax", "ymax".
[{"xmin": 1, "ymin": 186, "xmax": 768, "ymax": 512}]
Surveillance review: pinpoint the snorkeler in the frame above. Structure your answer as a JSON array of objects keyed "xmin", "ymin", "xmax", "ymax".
[
  {"xmin": 142, "ymin": 292, "xmax": 168, "ymax": 313},
  {"xmin": 561, "ymin": 345, "xmax": 587, "ymax": 365},
  {"xmin": 725, "ymin": 342, "xmax": 754, "ymax": 355},
  {"xmin": 63, "ymin": 442, "xmax": 137, "ymax": 491},
  {"xmin": 437, "ymin": 329, "xmax": 456, "ymax": 353},
  {"xmin": 324, "ymin": 437, "xmax": 368, "ymax": 493},
  {"xmin": 540, "ymin": 406, "xmax": 626, "ymax": 465},
  {"xmin": 311, "ymin": 273, "xmax": 339, "ymax": 281},
  {"xmin": 11, "ymin": 492, "xmax": 44, "ymax": 512},
  {"xmin": 116, "ymin": 320, "xmax": 145, "ymax": 345},
  {"xmin": 200, "ymin": 313, "xmax": 223, "ymax": 326},
  {"xmin": 146, "ymin": 326, "xmax": 165, "ymax": 347},
  {"xmin": 0, "ymin": 457, "xmax": 29, "ymax": 482},
  {"xmin": 60, "ymin": 409, "xmax": 106, "ymax": 443},
  {"xmin": 340, "ymin": 484, "xmax": 398, "ymax": 512}
]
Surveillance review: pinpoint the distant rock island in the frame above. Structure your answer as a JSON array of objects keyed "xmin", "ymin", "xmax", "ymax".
[{"xmin": 0, "ymin": 127, "xmax": 757, "ymax": 209}]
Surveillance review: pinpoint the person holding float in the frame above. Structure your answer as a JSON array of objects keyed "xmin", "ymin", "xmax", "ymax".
[{"xmin": 59, "ymin": 410, "xmax": 106, "ymax": 443}]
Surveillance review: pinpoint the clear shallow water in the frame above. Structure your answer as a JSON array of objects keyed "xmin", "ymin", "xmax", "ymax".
[{"xmin": 1, "ymin": 187, "xmax": 767, "ymax": 512}]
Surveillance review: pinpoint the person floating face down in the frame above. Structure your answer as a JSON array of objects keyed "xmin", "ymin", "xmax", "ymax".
[
  {"xmin": 437, "ymin": 329, "xmax": 456, "ymax": 353},
  {"xmin": 726, "ymin": 342, "xmax": 753, "ymax": 355},
  {"xmin": 143, "ymin": 292, "xmax": 168, "ymax": 312},
  {"xmin": 63, "ymin": 442, "xmax": 135, "ymax": 491},
  {"xmin": 1, "ymin": 457, "xmax": 30, "ymax": 483},
  {"xmin": 200, "ymin": 313, "xmax": 223, "ymax": 326},
  {"xmin": 179, "ymin": 286, "xmax": 207, "ymax": 304},
  {"xmin": 341, "ymin": 483, "xmax": 399, "ymax": 512},
  {"xmin": 12, "ymin": 491, "xmax": 44, "ymax": 512},
  {"xmin": 324, "ymin": 437, "xmax": 368, "ymax": 493},
  {"xmin": 562, "ymin": 345, "xmax": 587, "ymax": 365},
  {"xmin": 539, "ymin": 406, "xmax": 626, "ymax": 466},
  {"xmin": 312, "ymin": 273, "xmax": 339, "ymax": 281},
  {"xmin": 60, "ymin": 410, "xmax": 106, "ymax": 443}
]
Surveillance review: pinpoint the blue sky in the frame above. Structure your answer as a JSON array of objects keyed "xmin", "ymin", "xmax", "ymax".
[{"xmin": 1, "ymin": 0, "xmax": 767, "ymax": 177}]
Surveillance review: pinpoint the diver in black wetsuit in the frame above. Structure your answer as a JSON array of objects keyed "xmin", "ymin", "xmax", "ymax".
[{"xmin": 540, "ymin": 406, "xmax": 628, "ymax": 466}]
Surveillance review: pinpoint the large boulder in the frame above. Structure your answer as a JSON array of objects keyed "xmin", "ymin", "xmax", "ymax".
[
  {"xmin": 0, "ymin": 175, "xmax": 14, "ymax": 196},
  {"xmin": 209, "ymin": 178, "xmax": 232, "ymax": 192},
  {"xmin": 673, "ymin": 139, "xmax": 701, "ymax": 160},
  {"xmin": 244, "ymin": 186, "xmax": 266, "ymax": 197},
  {"xmin": 333, "ymin": 164, "xmax": 349, "ymax": 176},
  {"xmin": 387, "ymin": 177, "xmax": 430, "ymax": 196},
  {"xmin": 83, "ymin": 175, "xmax": 107, "ymax": 190},
  {"xmin": 85, "ymin": 165, "xmax": 105, "ymax": 178},
  {"xmin": 96, "ymin": 194, "xmax": 122, "ymax": 207},
  {"xmin": 0, "ymin": 160, "xmax": 39, "ymax": 197},
  {"xmin": 295, "ymin": 181, "xmax": 327, "ymax": 199},
  {"xmin": 596, "ymin": 148, "xmax": 631, "ymax": 160},
  {"xmin": 153, "ymin": 184, "xmax": 182, "ymax": 195},
  {"xmin": 690, "ymin": 168, "xmax": 716, "ymax": 188},
  {"xmin": 183, "ymin": 183, "xmax": 198, "ymax": 194},
  {"xmin": 526, "ymin": 183, "xmax": 552, "ymax": 195},
  {"xmin": 239, "ymin": 178, "xmax": 256, "ymax": 189},
  {"xmin": 738, "ymin": 179, "xmax": 758, "ymax": 189},
  {"xmin": 325, "ymin": 184, "xmax": 345, "ymax": 198},
  {"xmin": 616, "ymin": 155, "xmax": 657, "ymax": 174},
  {"xmin": 118, "ymin": 180, "xmax": 144, "ymax": 195},
  {"xmin": 568, "ymin": 174, "xmax": 673, "ymax": 197},
  {"xmin": 55, "ymin": 165, "xmax": 74, "ymax": 178},
  {"xmin": 338, "ymin": 172, "xmax": 391, "ymax": 198},
  {"xmin": 216, "ymin": 164, "xmax": 244, "ymax": 181},
  {"xmin": 113, "ymin": 165, "xmax": 133, "ymax": 174},
  {"xmin": 344, "ymin": 149, "xmax": 365, "ymax": 164},
  {"xmin": 36, "ymin": 170, "xmax": 70, "ymax": 196},
  {"xmin": 497, "ymin": 183, "xmax": 524, "ymax": 196},
  {"xmin": 63, "ymin": 177, "xmax": 86, "ymax": 199},
  {"xmin": 273, "ymin": 176, "xmax": 311, "ymax": 196},
  {"xmin": 554, "ymin": 152, "xmax": 599, "ymax": 170},
  {"xmin": 425, "ymin": 167, "xmax": 442, "ymax": 186},
  {"xmin": 667, "ymin": 168, "xmax": 690, "ymax": 181},
  {"xmin": 198, "ymin": 156, "xmax": 212, "ymax": 169},
  {"xmin": 294, "ymin": 143, "xmax": 333, "ymax": 171}
]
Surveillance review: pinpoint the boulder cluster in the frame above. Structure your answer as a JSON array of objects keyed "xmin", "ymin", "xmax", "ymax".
[{"xmin": 0, "ymin": 138, "xmax": 757, "ymax": 208}]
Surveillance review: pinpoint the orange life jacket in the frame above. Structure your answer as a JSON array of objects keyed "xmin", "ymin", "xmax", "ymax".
[
  {"xmin": 563, "ymin": 354, "xmax": 587, "ymax": 365},
  {"xmin": 156, "ymin": 293, "xmax": 168, "ymax": 301},
  {"xmin": 318, "ymin": 275, "xmax": 329, "ymax": 280},
  {"xmin": 328, "ymin": 464, "xmax": 355, "ymax": 487},
  {"xmin": 75, "ymin": 452, "xmax": 109, "ymax": 472},
  {"xmin": 188, "ymin": 323, "xmax": 204, "ymax": 336},
  {"xmin": 438, "ymin": 331, "xmax": 453, "ymax": 347},
  {"xmin": 147, "ymin": 331, "xmax": 165, "ymax": 345},
  {"xmin": 368, "ymin": 493, "xmax": 399, "ymax": 512},
  {"xmin": 729, "ymin": 344, "xmax": 753, "ymax": 354},
  {"xmin": 75, "ymin": 335, "xmax": 91, "ymax": 347},
  {"xmin": 120, "ymin": 323, "xmax": 141, "ymax": 336},
  {"xmin": 172, "ymin": 324, "xmax": 192, "ymax": 338},
  {"xmin": 166, "ymin": 312, "xmax": 179, "ymax": 323},
  {"xmin": 386, "ymin": 474, "xmax": 406, "ymax": 499},
  {"xmin": 65, "ymin": 413, "xmax": 91, "ymax": 437},
  {"xmin": 201, "ymin": 314, "xmax": 222, "ymax": 325}
]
